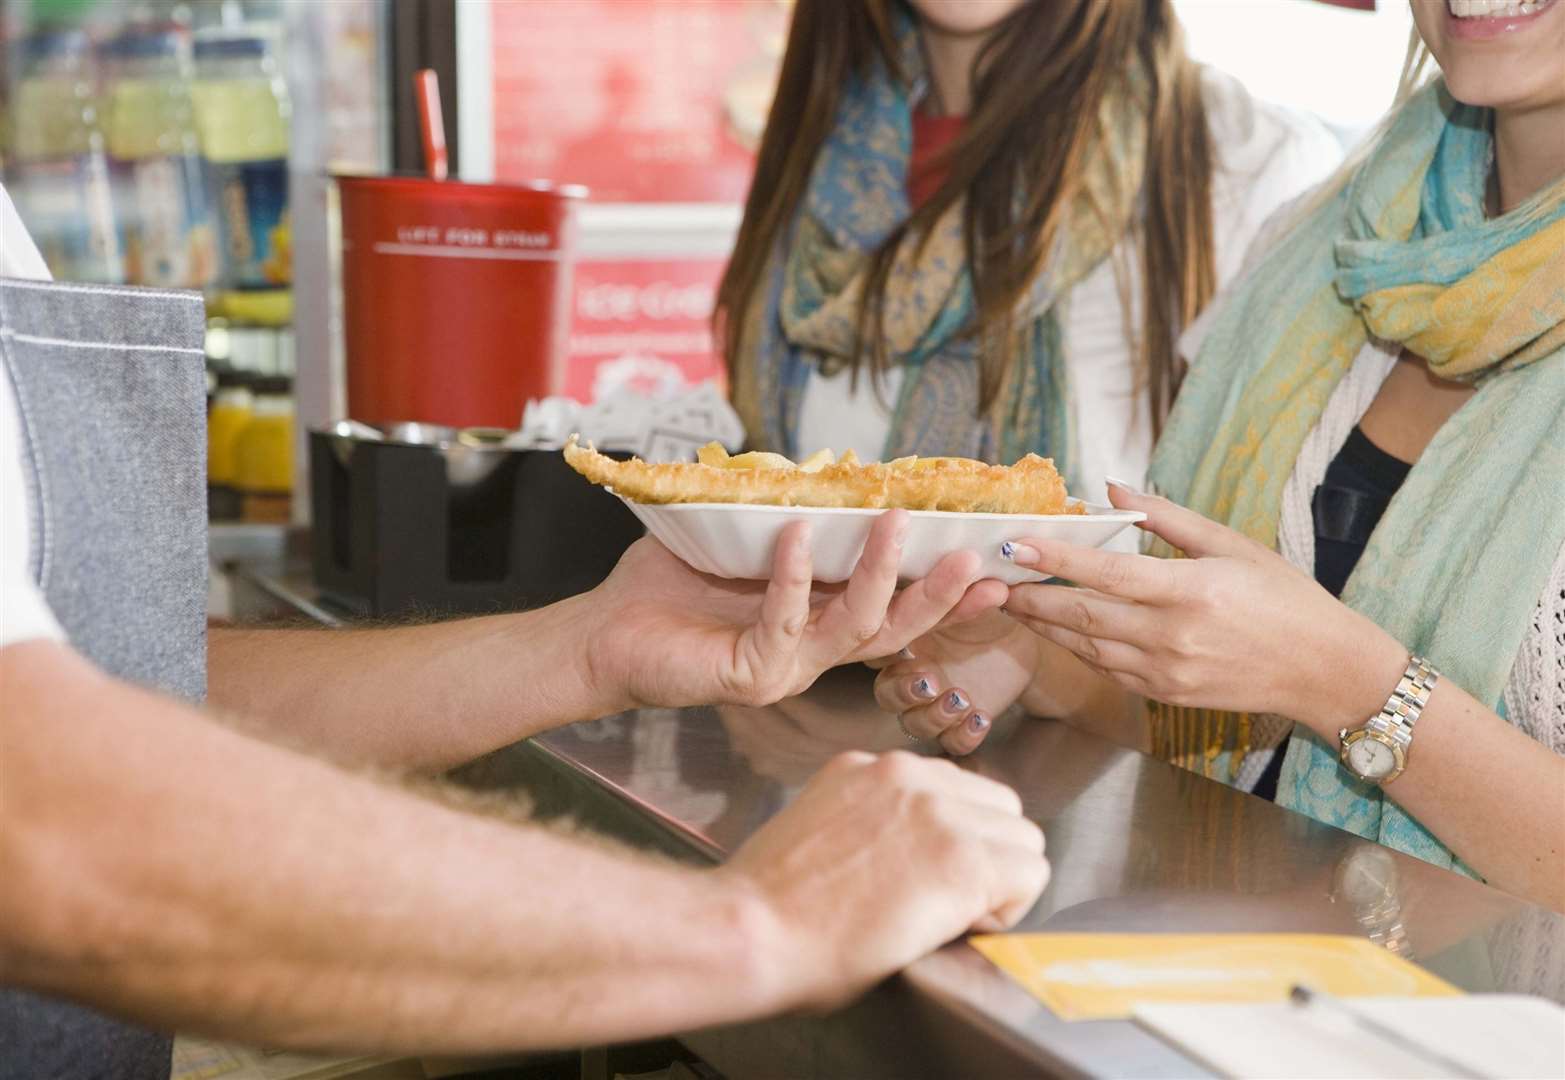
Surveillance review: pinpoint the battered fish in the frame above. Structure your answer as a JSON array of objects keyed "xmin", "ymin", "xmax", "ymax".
[{"xmin": 563, "ymin": 435, "xmax": 1082, "ymax": 515}]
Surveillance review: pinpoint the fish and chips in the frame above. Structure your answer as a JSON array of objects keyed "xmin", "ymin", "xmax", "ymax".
[{"xmin": 564, "ymin": 434, "xmax": 1081, "ymax": 516}]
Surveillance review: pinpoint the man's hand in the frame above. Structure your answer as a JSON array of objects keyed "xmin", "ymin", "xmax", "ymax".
[
  {"xmin": 205, "ymin": 510, "xmax": 1006, "ymax": 771},
  {"xmin": 587, "ymin": 510, "xmax": 1007, "ymax": 711},
  {"xmin": 3, "ymin": 642, "xmax": 1039, "ymax": 1051},
  {"xmin": 720, "ymin": 750, "xmax": 1048, "ymax": 1011}
]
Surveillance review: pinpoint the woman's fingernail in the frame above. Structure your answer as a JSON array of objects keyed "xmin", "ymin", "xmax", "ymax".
[
  {"xmin": 912, "ymin": 677, "xmax": 936, "ymax": 700},
  {"xmin": 897, "ymin": 646, "xmax": 916, "ymax": 661},
  {"xmin": 967, "ymin": 713, "xmax": 990, "ymax": 734},
  {"xmin": 1001, "ymin": 541, "xmax": 1041, "ymax": 566},
  {"xmin": 945, "ymin": 690, "xmax": 968, "ymax": 713},
  {"xmin": 1105, "ymin": 475, "xmax": 1145, "ymax": 496}
]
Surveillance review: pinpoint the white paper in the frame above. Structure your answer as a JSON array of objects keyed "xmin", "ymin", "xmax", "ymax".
[
  {"xmin": 505, "ymin": 386, "xmax": 743, "ymax": 461},
  {"xmin": 1133, "ymin": 994, "xmax": 1565, "ymax": 1079}
]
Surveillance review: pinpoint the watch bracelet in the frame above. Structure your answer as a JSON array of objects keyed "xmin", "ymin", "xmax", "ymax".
[
  {"xmin": 1375, "ymin": 655, "xmax": 1438, "ymax": 742},
  {"xmin": 1337, "ymin": 655, "xmax": 1440, "ymax": 784}
]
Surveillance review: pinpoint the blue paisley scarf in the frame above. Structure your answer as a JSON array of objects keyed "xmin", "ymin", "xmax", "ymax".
[{"xmin": 729, "ymin": 16, "xmax": 1147, "ymax": 478}]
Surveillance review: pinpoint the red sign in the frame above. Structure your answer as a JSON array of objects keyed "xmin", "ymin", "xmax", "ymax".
[
  {"xmin": 564, "ymin": 258, "xmax": 728, "ymax": 401},
  {"xmin": 490, "ymin": 0, "xmax": 787, "ymax": 202}
]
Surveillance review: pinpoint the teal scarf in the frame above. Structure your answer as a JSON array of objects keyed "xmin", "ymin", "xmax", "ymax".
[
  {"xmin": 1147, "ymin": 81, "xmax": 1565, "ymax": 874},
  {"xmin": 730, "ymin": 17, "xmax": 1146, "ymax": 478}
]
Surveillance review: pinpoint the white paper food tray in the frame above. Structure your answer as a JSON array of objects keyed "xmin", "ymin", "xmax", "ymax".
[{"xmin": 614, "ymin": 495, "xmax": 1146, "ymax": 584}]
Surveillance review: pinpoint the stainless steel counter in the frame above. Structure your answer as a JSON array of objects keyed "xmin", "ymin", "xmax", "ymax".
[{"xmin": 237, "ymin": 564, "xmax": 1563, "ymax": 1079}]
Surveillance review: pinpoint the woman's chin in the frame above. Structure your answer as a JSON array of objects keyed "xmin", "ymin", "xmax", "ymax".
[{"xmin": 1420, "ymin": 0, "xmax": 1565, "ymax": 111}]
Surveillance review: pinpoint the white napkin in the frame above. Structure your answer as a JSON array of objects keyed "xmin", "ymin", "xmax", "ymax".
[{"xmin": 505, "ymin": 384, "xmax": 745, "ymax": 462}]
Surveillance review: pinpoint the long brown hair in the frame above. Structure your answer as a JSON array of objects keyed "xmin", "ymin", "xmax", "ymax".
[{"xmin": 716, "ymin": 0, "xmax": 1216, "ymax": 440}]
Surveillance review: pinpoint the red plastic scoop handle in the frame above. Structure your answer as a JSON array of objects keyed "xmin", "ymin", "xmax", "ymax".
[{"xmin": 415, "ymin": 69, "xmax": 449, "ymax": 181}]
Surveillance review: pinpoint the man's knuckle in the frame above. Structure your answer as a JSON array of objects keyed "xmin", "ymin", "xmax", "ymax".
[
  {"xmin": 876, "ymin": 749, "xmax": 921, "ymax": 786},
  {"xmin": 908, "ymin": 787, "xmax": 946, "ymax": 826},
  {"xmin": 1167, "ymin": 625, "xmax": 1198, "ymax": 658},
  {"xmin": 1030, "ymin": 855, "xmax": 1052, "ymax": 893},
  {"xmin": 947, "ymin": 835, "xmax": 985, "ymax": 879},
  {"xmin": 988, "ymin": 782, "xmax": 1023, "ymax": 816},
  {"xmin": 826, "ymin": 749, "xmax": 872, "ymax": 775},
  {"xmin": 1162, "ymin": 665, "xmax": 1196, "ymax": 700}
]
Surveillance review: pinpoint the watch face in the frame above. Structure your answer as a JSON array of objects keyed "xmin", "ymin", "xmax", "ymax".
[{"xmin": 1347, "ymin": 735, "xmax": 1398, "ymax": 779}]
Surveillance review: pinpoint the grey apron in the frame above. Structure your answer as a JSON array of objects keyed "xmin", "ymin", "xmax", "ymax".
[{"xmin": 1, "ymin": 278, "xmax": 207, "ymax": 1079}]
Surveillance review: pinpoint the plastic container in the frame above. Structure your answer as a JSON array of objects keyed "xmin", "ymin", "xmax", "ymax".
[
  {"xmin": 9, "ymin": 28, "xmax": 122, "ymax": 282},
  {"xmin": 336, "ymin": 176, "xmax": 584, "ymax": 429},
  {"xmin": 191, "ymin": 33, "xmax": 291, "ymax": 323},
  {"xmin": 102, "ymin": 27, "xmax": 217, "ymax": 288},
  {"xmin": 234, "ymin": 375, "xmax": 293, "ymax": 523}
]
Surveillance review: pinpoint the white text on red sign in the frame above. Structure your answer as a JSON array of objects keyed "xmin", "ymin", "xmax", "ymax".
[{"xmin": 394, "ymin": 225, "xmax": 554, "ymax": 249}]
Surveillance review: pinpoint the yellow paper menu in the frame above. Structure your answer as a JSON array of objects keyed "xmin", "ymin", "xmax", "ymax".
[{"xmin": 968, "ymin": 933, "xmax": 1459, "ymax": 1022}]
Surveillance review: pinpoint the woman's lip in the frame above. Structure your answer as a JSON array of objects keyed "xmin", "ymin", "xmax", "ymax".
[{"xmin": 1445, "ymin": 0, "xmax": 1559, "ymax": 41}]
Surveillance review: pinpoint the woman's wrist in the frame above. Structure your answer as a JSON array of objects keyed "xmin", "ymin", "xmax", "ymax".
[{"xmin": 1291, "ymin": 608, "xmax": 1410, "ymax": 739}]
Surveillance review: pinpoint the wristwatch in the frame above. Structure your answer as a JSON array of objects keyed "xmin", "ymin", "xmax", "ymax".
[{"xmin": 1338, "ymin": 655, "xmax": 1439, "ymax": 785}]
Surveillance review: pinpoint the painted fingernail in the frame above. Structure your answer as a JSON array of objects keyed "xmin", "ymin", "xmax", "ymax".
[
  {"xmin": 967, "ymin": 713, "xmax": 990, "ymax": 734},
  {"xmin": 945, "ymin": 690, "xmax": 968, "ymax": 713},
  {"xmin": 1001, "ymin": 541, "xmax": 1041, "ymax": 566},
  {"xmin": 1105, "ymin": 475, "xmax": 1145, "ymax": 496},
  {"xmin": 912, "ymin": 677, "xmax": 936, "ymax": 700},
  {"xmin": 897, "ymin": 646, "xmax": 916, "ymax": 661}
]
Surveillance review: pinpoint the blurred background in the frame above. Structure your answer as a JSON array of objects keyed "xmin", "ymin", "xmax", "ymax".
[{"xmin": 0, "ymin": 0, "xmax": 1415, "ymax": 528}]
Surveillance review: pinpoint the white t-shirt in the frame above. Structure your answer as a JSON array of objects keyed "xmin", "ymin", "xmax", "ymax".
[
  {"xmin": 0, "ymin": 183, "xmax": 66, "ymax": 646},
  {"xmin": 796, "ymin": 69, "xmax": 1346, "ymax": 505}
]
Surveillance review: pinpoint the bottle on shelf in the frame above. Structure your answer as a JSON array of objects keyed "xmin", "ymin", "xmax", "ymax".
[
  {"xmin": 233, "ymin": 374, "xmax": 293, "ymax": 524},
  {"xmin": 191, "ymin": 31, "xmax": 292, "ymax": 326},
  {"xmin": 207, "ymin": 367, "xmax": 253, "ymax": 521},
  {"xmin": 9, "ymin": 27, "xmax": 122, "ymax": 283},
  {"xmin": 101, "ymin": 25, "xmax": 218, "ymax": 289}
]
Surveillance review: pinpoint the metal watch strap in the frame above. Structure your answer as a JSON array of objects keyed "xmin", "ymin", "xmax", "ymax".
[{"xmin": 1365, "ymin": 655, "xmax": 1439, "ymax": 753}]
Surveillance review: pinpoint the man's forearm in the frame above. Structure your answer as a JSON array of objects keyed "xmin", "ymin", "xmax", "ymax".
[
  {"xmin": 2, "ymin": 642, "xmax": 787, "ymax": 1053},
  {"xmin": 208, "ymin": 593, "xmax": 630, "ymax": 769}
]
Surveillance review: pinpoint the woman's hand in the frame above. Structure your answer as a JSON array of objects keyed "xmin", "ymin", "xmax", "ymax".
[
  {"xmin": 867, "ymin": 612, "xmax": 1042, "ymax": 756},
  {"xmin": 1000, "ymin": 483, "xmax": 1408, "ymax": 734},
  {"xmin": 589, "ymin": 510, "xmax": 1008, "ymax": 712},
  {"xmin": 869, "ymin": 609, "xmax": 1144, "ymax": 757}
]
